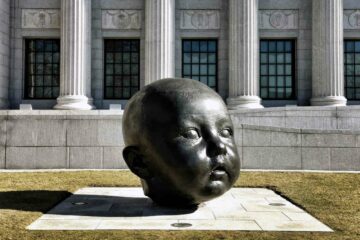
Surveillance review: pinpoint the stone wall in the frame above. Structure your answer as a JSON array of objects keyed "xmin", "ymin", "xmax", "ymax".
[
  {"xmin": 0, "ymin": 110, "xmax": 125, "ymax": 169},
  {"xmin": 1, "ymin": 108, "xmax": 359, "ymax": 171}
]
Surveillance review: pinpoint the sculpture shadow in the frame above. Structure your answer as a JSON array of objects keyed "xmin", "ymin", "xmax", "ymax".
[
  {"xmin": 0, "ymin": 190, "xmax": 72, "ymax": 213},
  {"xmin": 0, "ymin": 191, "xmax": 197, "ymax": 217}
]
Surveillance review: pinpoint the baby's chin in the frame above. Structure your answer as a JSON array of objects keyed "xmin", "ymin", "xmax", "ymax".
[{"xmin": 197, "ymin": 180, "xmax": 230, "ymax": 200}]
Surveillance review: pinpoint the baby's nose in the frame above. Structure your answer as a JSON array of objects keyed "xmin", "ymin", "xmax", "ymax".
[{"xmin": 206, "ymin": 137, "xmax": 227, "ymax": 157}]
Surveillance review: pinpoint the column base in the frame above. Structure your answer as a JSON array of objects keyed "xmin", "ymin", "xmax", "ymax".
[
  {"xmin": 310, "ymin": 96, "xmax": 347, "ymax": 107},
  {"xmin": 54, "ymin": 95, "xmax": 96, "ymax": 110},
  {"xmin": 227, "ymin": 96, "xmax": 264, "ymax": 110}
]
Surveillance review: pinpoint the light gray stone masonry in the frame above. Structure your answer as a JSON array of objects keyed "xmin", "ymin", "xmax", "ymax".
[
  {"xmin": 0, "ymin": 0, "xmax": 10, "ymax": 108},
  {"xmin": 1, "ymin": 109, "xmax": 360, "ymax": 171}
]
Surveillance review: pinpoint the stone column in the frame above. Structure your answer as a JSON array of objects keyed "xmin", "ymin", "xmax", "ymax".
[
  {"xmin": 227, "ymin": 0, "xmax": 263, "ymax": 109},
  {"xmin": 144, "ymin": 0, "xmax": 175, "ymax": 85},
  {"xmin": 0, "ymin": 0, "xmax": 10, "ymax": 108},
  {"xmin": 54, "ymin": 0, "xmax": 94, "ymax": 110},
  {"xmin": 311, "ymin": 0, "xmax": 346, "ymax": 106}
]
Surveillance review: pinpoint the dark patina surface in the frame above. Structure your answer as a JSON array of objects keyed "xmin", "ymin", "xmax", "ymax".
[{"xmin": 122, "ymin": 78, "xmax": 240, "ymax": 207}]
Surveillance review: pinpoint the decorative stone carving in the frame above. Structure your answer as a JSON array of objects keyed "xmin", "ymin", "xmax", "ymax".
[
  {"xmin": 180, "ymin": 10, "xmax": 220, "ymax": 29},
  {"xmin": 22, "ymin": 9, "xmax": 60, "ymax": 29},
  {"xmin": 344, "ymin": 10, "xmax": 360, "ymax": 29},
  {"xmin": 102, "ymin": 10, "xmax": 141, "ymax": 29},
  {"xmin": 259, "ymin": 10, "xmax": 298, "ymax": 29}
]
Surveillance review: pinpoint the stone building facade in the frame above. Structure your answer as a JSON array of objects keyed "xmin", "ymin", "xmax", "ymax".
[{"xmin": 1, "ymin": 0, "xmax": 360, "ymax": 110}]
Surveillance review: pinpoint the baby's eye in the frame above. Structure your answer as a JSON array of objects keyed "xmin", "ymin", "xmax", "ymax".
[
  {"xmin": 182, "ymin": 129, "xmax": 200, "ymax": 140},
  {"xmin": 220, "ymin": 128, "xmax": 232, "ymax": 138}
]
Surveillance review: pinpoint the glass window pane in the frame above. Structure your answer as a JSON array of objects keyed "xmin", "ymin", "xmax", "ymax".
[
  {"xmin": 53, "ymin": 76, "xmax": 59, "ymax": 86},
  {"xmin": 44, "ymin": 76, "xmax": 52, "ymax": 86},
  {"xmin": 356, "ymin": 65, "xmax": 360, "ymax": 75},
  {"xmin": 131, "ymin": 76, "xmax": 139, "ymax": 86},
  {"xmin": 200, "ymin": 76, "xmax": 207, "ymax": 84},
  {"xmin": 131, "ymin": 41, "xmax": 139, "ymax": 52},
  {"xmin": 261, "ymin": 53, "xmax": 268, "ymax": 63},
  {"xmin": 200, "ymin": 41, "xmax": 208, "ymax": 52},
  {"xmin": 269, "ymin": 53, "xmax": 276, "ymax": 63},
  {"xmin": 106, "ymin": 87, "xmax": 113, "ymax": 98},
  {"xmin": 123, "ymin": 41, "xmax": 131, "ymax": 51},
  {"xmin": 114, "ymin": 76, "xmax": 121, "ymax": 86},
  {"xmin": 285, "ymin": 65, "xmax": 292, "ymax": 75},
  {"xmin": 208, "ymin": 41, "xmax": 216, "ymax": 52},
  {"xmin": 36, "ymin": 53, "xmax": 44, "ymax": 63},
  {"xmin": 36, "ymin": 41, "xmax": 44, "ymax": 51},
  {"xmin": 106, "ymin": 53, "xmax": 114, "ymax": 63},
  {"xmin": 286, "ymin": 76, "xmax": 292, "ymax": 87},
  {"xmin": 44, "ymin": 87, "xmax": 52, "ymax": 98},
  {"xmin": 356, "ymin": 89, "xmax": 360, "ymax": 99},
  {"xmin": 192, "ymin": 53, "xmax": 199, "ymax": 63},
  {"xmin": 346, "ymin": 76, "xmax": 354, "ymax": 87},
  {"xmin": 184, "ymin": 53, "xmax": 191, "ymax": 63},
  {"xmin": 356, "ymin": 77, "xmax": 360, "ymax": 87},
  {"xmin": 208, "ymin": 64, "xmax": 216, "ymax": 75},
  {"xmin": 35, "ymin": 76, "xmax": 43, "ymax": 86},
  {"xmin": 346, "ymin": 42, "xmax": 355, "ymax": 52},
  {"xmin": 285, "ymin": 41, "xmax": 292, "ymax": 52},
  {"xmin": 269, "ymin": 65, "xmax": 276, "ymax": 75},
  {"xmin": 106, "ymin": 64, "xmax": 113, "ymax": 75},
  {"xmin": 123, "ymin": 53, "xmax": 130, "ymax": 63},
  {"xmin": 277, "ymin": 76, "xmax": 284, "ymax": 87},
  {"xmin": 36, "ymin": 64, "xmax": 43, "ymax": 74},
  {"xmin": 285, "ymin": 53, "xmax": 292, "ymax": 63},
  {"xmin": 347, "ymin": 65, "xmax": 354, "ymax": 75},
  {"xmin": 131, "ymin": 64, "xmax": 139, "ymax": 75},
  {"xmin": 192, "ymin": 76, "xmax": 199, "ymax": 81},
  {"xmin": 131, "ymin": 53, "xmax": 139, "ymax": 63},
  {"xmin": 277, "ymin": 41, "xmax": 284, "ymax": 52},
  {"xmin": 269, "ymin": 76, "xmax": 276, "ymax": 87},
  {"xmin": 346, "ymin": 53, "xmax": 354, "ymax": 64},
  {"xmin": 115, "ymin": 53, "xmax": 122, "ymax": 63},
  {"xmin": 286, "ymin": 88, "xmax": 292, "ymax": 98},
  {"xmin": 269, "ymin": 42, "xmax": 276, "ymax": 52},
  {"xmin": 277, "ymin": 53, "xmax": 284, "ymax": 63},
  {"xmin": 192, "ymin": 41, "xmax": 200, "ymax": 52},
  {"xmin": 114, "ymin": 64, "xmax": 122, "ymax": 75},
  {"xmin": 183, "ymin": 41, "xmax": 191, "ymax": 52},
  {"xmin": 53, "ymin": 64, "xmax": 59, "ymax": 75},
  {"xmin": 200, "ymin": 64, "xmax": 207, "ymax": 75},
  {"xmin": 269, "ymin": 88, "xmax": 276, "ymax": 98},
  {"xmin": 260, "ymin": 65, "xmax": 268, "ymax": 75},
  {"xmin": 208, "ymin": 76, "xmax": 216, "ymax": 87},
  {"xmin": 123, "ymin": 64, "xmax": 130, "ymax": 75},
  {"xmin": 123, "ymin": 76, "xmax": 130, "ymax": 87},
  {"xmin": 200, "ymin": 53, "xmax": 207, "ymax": 63},
  {"xmin": 355, "ymin": 54, "xmax": 360, "ymax": 64},
  {"xmin": 114, "ymin": 88, "xmax": 122, "ymax": 98},
  {"xmin": 192, "ymin": 64, "xmax": 199, "ymax": 75},
  {"xmin": 347, "ymin": 88, "xmax": 354, "ymax": 99},
  {"xmin": 260, "ymin": 41, "xmax": 268, "ymax": 52},
  {"xmin": 277, "ymin": 65, "xmax": 284, "ymax": 75},
  {"xmin": 260, "ymin": 76, "xmax": 268, "ymax": 87},
  {"xmin": 35, "ymin": 87, "xmax": 43, "ymax": 97},
  {"xmin": 44, "ymin": 64, "xmax": 52, "ymax": 74},
  {"xmin": 208, "ymin": 53, "xmax": 216, "ymax": 63},
  {"xmin": 260, "ymin": 88, "xmax": 268, "ymax": 98},
  {"xmin": 106, "ymin": 76, "xmax": 113, "ymax": 86},
  {"xmin": 184, "ymin": 64, "xmax": 191, "ymax": 75},
  {"xmin": 356, "ymin": 42, "xmax": 360, "ymax": 52},
  {"xmin": 53, "ymin": 87, "xmax": 59, "ymax": 97},
  {"xmin": 277, "ymin": 88, "xmax": 284, "ymax": 98}
]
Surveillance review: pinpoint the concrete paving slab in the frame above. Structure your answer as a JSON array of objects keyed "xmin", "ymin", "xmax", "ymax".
[{"xmin": 27, "ymin": 187, "xmax": 333, "ymax": 232}]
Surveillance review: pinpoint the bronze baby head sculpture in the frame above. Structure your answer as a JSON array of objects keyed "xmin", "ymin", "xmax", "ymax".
[{"xmin": 122, "ymin": 78, "xmax": 240, "ymax": 207}]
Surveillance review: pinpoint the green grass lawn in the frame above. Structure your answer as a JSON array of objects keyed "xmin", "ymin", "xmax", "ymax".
[{"xmin": 0, "ymin": 170, "xmax": 359, "ymax": 240}]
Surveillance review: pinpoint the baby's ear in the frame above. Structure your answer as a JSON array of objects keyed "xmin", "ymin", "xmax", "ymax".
[{"xmin": 123, "ymin": 146, "xmax": 152, "ymax": 179}]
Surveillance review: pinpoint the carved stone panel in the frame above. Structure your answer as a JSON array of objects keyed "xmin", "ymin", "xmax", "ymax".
[
  {"xmin": 344, "ymin": 10, "xmax": 360, "ymax": 29},
  {"xmin": 22, "ymin": 9, "xmax": 60, "ymax": 29},
  {"xmin": 259, "ymin": 10, "xmax": 298, "ymax": 30},
  {"xmin": 102, "ymin": 10, "xmax": 141, "ymax": 30},
  {"xmin": 180, "ymin": 10, "xmax": 220, "ymax": 30}
]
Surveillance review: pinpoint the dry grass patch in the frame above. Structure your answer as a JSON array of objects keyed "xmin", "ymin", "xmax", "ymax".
[{"xmin": 0, "ymin": 171, "xmax": 359, "ymax": 240}]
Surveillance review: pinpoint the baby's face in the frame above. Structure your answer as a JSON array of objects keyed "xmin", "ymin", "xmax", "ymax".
[{"xmin": 142, "ymin": 95, "xmax": 240, "ymax": 203}]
